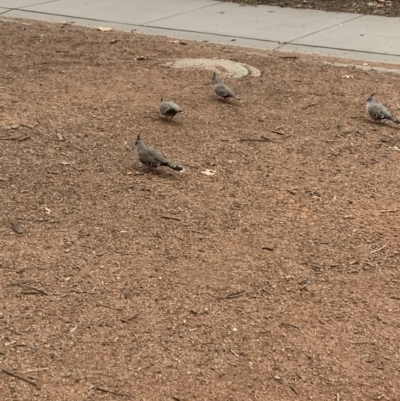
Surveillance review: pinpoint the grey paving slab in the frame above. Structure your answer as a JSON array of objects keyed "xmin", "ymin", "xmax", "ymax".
[
  {"xmin": 148, "ymin": 2, "xmax": 361, "ymax": 43},
  {"xmin": 5, "ymin": 9, "xmax": 280, "ymax": 50},
  {"xmin": 293, "ymin": 15, "xmax": 400, "ymax": 56},
  {"xmin": 19, "ymin": 0, "xmax": 219, "ymax": 25},
  {"xmin": 5, "ymin": 8, "xmax": 138, "ymax": 26},
  {"xmin": 0, "ymin": 7, "xmax": 10, "ymax": 13},
  {"xmin": 134, "ymin": 25, "xmax": 280, "ymax": 50},
  {"xmin": 0, "ymin": 0, "xmax": 55, "ymax": 7}
]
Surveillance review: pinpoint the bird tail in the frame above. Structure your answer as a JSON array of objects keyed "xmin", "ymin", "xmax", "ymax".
[{"xmin": 168, "ymin": 163, "xmax": 184, "ymax": 172}]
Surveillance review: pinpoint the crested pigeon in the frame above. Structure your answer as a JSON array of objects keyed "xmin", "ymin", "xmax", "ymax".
[
  {"xmin": 366, "ymin": 94, "xmax": 400, "ymax": 124},
  {"xmin": 159, "ymin": 96, "xmax": 182, "ymax": 120},
  {"xmin": 212, "ymin": 72, "xmax": 239, "ymax": 100},
  {"xmin": 135, "ymin": 135, "xmax": 184, "ymax": 172}
]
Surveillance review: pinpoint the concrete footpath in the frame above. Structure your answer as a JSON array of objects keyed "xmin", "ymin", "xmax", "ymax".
[{"xmin": 1, "ymin": 0, "xmax": 400, "ymax": 64}]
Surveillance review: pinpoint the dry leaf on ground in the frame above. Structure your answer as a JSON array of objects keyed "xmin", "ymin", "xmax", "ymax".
[
  {"xmin": 98, "ymin": 26, "xmax": 114, "ymax": 32},
  {"xmin": 201, "ymin": 169, "xmax": 217, "ymax": 176}
]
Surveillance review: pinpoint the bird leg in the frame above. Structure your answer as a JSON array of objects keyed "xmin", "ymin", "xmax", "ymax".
[{"xmin": 138, "ymin": 163, "xmax": 154, "ymax": 173}]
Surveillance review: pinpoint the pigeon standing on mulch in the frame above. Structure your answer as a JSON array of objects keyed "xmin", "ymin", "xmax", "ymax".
[
  {"xmin": 212, "ymin": 72, "xmax": 239, "ymax": 100},
  {"xmin": 134, "ymin": 134, "xmax": 184, "ymax": 172},
  {"xmin": 159, "ymin": 96, "xmax": 183, "ymax": 120},
  {"xmin": 366, "ymin": 94, "xmax": 400, "ymax": 125}
]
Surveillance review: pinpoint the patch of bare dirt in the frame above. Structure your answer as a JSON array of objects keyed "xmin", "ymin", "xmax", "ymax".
[
  {"xmin": 1, "ymin": 18, "xmax": 400, "ymax": 401},
  {"xmin": 222, "ymin": 0, "xmax": 400, "ymax": 17}
]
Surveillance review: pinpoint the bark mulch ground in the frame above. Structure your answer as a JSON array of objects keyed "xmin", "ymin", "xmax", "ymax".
[{"xmin": 1, "ymin": 17, "xmax": 400, "ymax": 401}]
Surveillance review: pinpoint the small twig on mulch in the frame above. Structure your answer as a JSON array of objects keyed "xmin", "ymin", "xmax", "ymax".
[
  {"xmin": 271, "ymin": 129, "xmax": 285, "ymax": 136},
  {"xmin": 280, "ymin": 322, "xmax": 300, "ymax": 330},
  {"xmin": 302, "ymin": 103, "xmax": 318, "ymax": 110},
  {"xmin": 21, "ymin": 285, "xmax": 48, "ymax": 295},
  {"xmin": 0, "ymin": 365, "xmax": 38, "ymax": 387},
  {"xmin": 23, "ymin": 121, "xmax": 40, "ymax": 129},
  {"xmin": 238, "ymin": 136, "xmax": 270, "ymax": 142},
  {"xmin": 2, "ymin": 122, "xmax": 37, "ymax": 130},
  {"xmin": 371, "ymin": 244, "xmax": 387, "ymax": 254},
  {"xmin": 230, "ymin": 349, "xmax": 239, "ymax": 358},
  {"xmin": 1, "ymin": 120, "xmax": 39, "ymax": 132},
  {"xmin": 0, "ymin": 136, "xmax": 19, "ymax": 141},
  {"xmin": 18, "ymin": 133, "xmax": 34, "ymax": 141},
  {"xmin": 120, "ymin": 314, "xmax": 139, "ymax": 323},
  {"xmin": 217, "ymin": 290, "xmax": 246, "ymax": 300},
  {"xmin": 94, "ymin": 386, "xmax": 130, "ymax": 397},
  {"xmin": 0, "ymin": 120, "xmax": 39, "ymax": 141},
  {"xmin": 9, "ymin": 281, "xmax": 48, "ymax": 295},
  {"xmin": 351, "ymin": 341, "xmax": 375, "ymax": 345},
  {"xmin": 0, "ymin": 133, "xmax": 34, "ymax": 141},
  {"xmin": 262, "ymin": 245, "xmax": 275, "ymax": 251},
  {"xmin": 113, "ymin": 248, "xmax": 135, "ymax": 255},
  {"xmin": 290, "ymin": 385, "xmax": 299, "ymax": 395},
  {"xmin": 161, "ymin": 215, "xmax": 182, "ymax": 221},
  {"xmin": 70, "ymin": 289, "xmax": 95, "ymax": 294}
]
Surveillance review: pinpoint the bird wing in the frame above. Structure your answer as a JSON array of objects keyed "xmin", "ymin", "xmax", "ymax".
[
  {"xmin": 378, "ymin": 103, "xmax": 394, "ymax": 119},
  {"xmin": 169, "ymin": 102, "xmax": 181, "ymax": 112},
  {"xmin": 160, "ymin": 102, "xmax": 181, "ymax": 115},
  {"xmin": 138, "ymin": 146, "xmax": 169, "ymax": 166},
  {"xmin": 369, "ymin": 102, "xmax": 393, "ymax": 120},
  {"xmin": 214, "ymin": 83, "xmax": 235, "ymax": 98}
]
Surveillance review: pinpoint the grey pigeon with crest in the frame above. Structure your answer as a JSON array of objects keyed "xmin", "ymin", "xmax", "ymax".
[
  {"xmin": 159, "ymin": 96, "xmax": 182, "ymax": 120},
  {"xmin": 135, "ymin": 135, "xmax": 184, "ymax": 172},
  {"xmin": 212, "ymin": 72, "xmax": 239, "ymax": 100},
  {"xmin": 366, "ymin": 94, "xmax": 400, "ymax": 124}
]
